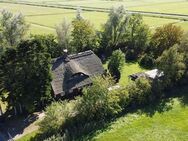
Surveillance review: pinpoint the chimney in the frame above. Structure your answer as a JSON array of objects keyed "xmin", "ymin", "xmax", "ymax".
[{"xmin": 63, "ymin": 49, "xmax": 69, "ymax": 61}]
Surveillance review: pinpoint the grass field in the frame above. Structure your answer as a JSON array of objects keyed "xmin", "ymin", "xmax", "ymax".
[
  {"xmin": 11, "ymin": 0, "xmax": 188, "ymax": 15},
  {"xmin": 0, "ymin": 1, "xmax": 187, "ymax": 35},
  {"xmin": 103, "ymin": 62, "xmax": 146, "ymax": 85},
  {"xmin": 119, "ymin": 62, "xmax": 146, "ymax": 85},
  {"xmin": 16, "ymin": 130, "xmax": 39, "ymax": 141},
  {"xmin": 93, "ymin": 98, "xmax": 188, "ymax": 141}
]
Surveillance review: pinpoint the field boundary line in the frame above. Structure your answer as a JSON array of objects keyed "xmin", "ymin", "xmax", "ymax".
[
  {"xmin": 28, "ymin": 22, "xmax": 55, "ymax": 30},
  {"xmin": 26, "ymin": 11, "xmax": 76, "ymax": 17},
  {"xmin": 1, "ymin": 0, "xmax": 188, "ymax": 21}
]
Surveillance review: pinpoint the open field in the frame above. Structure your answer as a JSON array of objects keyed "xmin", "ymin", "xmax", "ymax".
[
  {"xmin": 9, "ymin": 0, "xmax": 188, "ymax": 15},
  {"xmin": 0, "ymin": 1, "xmax": 188, "ymax": 34},
  {"xmin": 93, "ymin": 97, "xmax": 188, "ymax": 141}
]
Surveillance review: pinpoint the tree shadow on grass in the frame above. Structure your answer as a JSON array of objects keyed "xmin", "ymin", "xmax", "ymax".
[
  {"xmin": 137, "ymin": 98, "xmax": 174, "ymax": 117},
  {"xmin": 169, "ymin": 85, "xmax": 188, "ymax": 106},
  {"xmin": 78, "ymin": 98, "xmax": 175, "ymax": 141},
  {"xmin": 140, "ymin": 84, "xmax": 188, "ymax": 117}
]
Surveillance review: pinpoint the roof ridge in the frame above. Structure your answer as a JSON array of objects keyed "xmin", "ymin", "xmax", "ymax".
[{"xmin": 68, "ymin": 50, "xmax": 93, "ymax": 59}]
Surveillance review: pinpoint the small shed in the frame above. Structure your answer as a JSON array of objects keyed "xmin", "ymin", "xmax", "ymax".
[{"xmin": 129, "ymin": 69, "xmax": 163, "ymax": 81}]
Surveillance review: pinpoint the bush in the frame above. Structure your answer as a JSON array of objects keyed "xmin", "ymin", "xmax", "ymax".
[
  {"xmin": 139, "ymin": 55, "xmax": 155, "ymax": 68},
  {"xmin": 110, "ymin": 88, "xmax": 129, "ymax": 109},
  {"xmin": 127, "ymin": 78, "xmax": 152, "ymax": 107},
  {"xmin": 108, "ymin": 50, "xmax": 125, "ymax": 82},
  {"xmin": 39, "ymin": 101, "xmax": 77, "ymax": 135},
  {"xmin": 43, "ymin": 134, "xmax": 63, "ymax": 141},
  {"xmin": 125, "ymin": 49, "xmax": 137, "ymax": 61},
  {"xmin": 77, "ymin": 76, "xmax": 121, "ymax": 121}
]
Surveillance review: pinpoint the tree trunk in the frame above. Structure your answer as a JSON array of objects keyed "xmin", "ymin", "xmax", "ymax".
[
  {"xmin": 14, "ymin": 106, "xmax": 17, "ymax": 116},
  {"xmin": 19, "ymin": 103, "xmax": 23, "ymax": 114},
  {"xmin": 0, "ymin": 104, "xmax": 3, "ymax": 116}
]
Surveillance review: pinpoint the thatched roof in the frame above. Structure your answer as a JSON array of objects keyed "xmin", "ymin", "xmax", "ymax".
[{"xmin": 51, "ymin": 50, "xmax": 104, "ymax": 96}]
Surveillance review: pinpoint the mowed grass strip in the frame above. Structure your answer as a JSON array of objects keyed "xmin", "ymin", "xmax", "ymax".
[
  {"xmin": 29, "ymin": 24, "xmax": 55, "ymax": 35},
  {"xmin": 43, "ymin": 0, "xmax": 185, "ymax": 9},
  {"xmin": 25, "ymin": 11, "xmax": 108, "ymax": 29},
  {"xmin": 0, "ymin": 2, "xmax": 186, "ymax": 34},
  {"xmin": 130, "ymin": 1, "xmax": 188, "ymax": 15},
  {"xmin": 93, "ymin": 98, "xmax": 188, "ymax": 141},
  {"xmin": 0, "ymin": 3, "xmax": 74, "ymax": 16}
]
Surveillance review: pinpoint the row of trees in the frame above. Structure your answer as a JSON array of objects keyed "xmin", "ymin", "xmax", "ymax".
[{"xmin": 56, "ymin": 6, "xmax": 183, "ymax": 70}]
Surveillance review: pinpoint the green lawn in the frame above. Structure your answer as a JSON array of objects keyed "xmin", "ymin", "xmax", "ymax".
[
  {"xmin": 119, "ymin": 62, "xmax": 146, "ymax": 85},
  {"xmin": 29, "ymin": 24, "xmax": 55, "ymax": 35},
  {"xmin": 103, "ymin": 62, "xmax": 146, "ymax": 85},
  {"xmin": 24, "ymin": 0, "xmax": 186, "ymax": 10},
  {"xmin": 93, "ymin": 98, "xmax": 188, "ymax": 141},
  {"xmin": 13, "ymin": 0, "xmax": 188, "ymax": 15},
  {"xmin": 176, "ymin": 21, "xmax": 188, "ymax": 32},
  {"xmin": 16, "ymin": 130, "xmax": 39, "ymax": 141}
]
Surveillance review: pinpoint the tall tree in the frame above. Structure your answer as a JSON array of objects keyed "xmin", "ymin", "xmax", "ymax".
[
  {"xmin": 0, "ymin": 39, "xmax": 52, "ymax": 113},
  {"xmin": 0, "ymin": 10, "xmax": 29, "ymax": 49},
  {"xmin": 127, "ymin": 14, "xmax": 150, "ymax": 59},
  {"xmin": 151, "ymin": 24, "xmax": 183, "ymax": 58},
  {"xmin": 56, "ymin": 19, "xmax": 72, "ymax": 53},
  {"xmin": 71, "ymin": 18, "xmax": 98, "ymax": 53},
  {"xmin": 108, "ymin": 50, "xmax": 125, "ymax": 82},
  {"xmin": 177, "ymin": 32, "xmax": 188, "ymax": 83},
  {"xmin": 156, "ymin": 45, "xmax": 186, "ymax": 88},
  {"xmin": 31, "ymin": 34, "xmax": 61, "ymax": 58},
  {"xmin": 100, "ymin": 6, "xmax": 129, "ymax": 54},
  {"xmin": 0, "ymin": 48, "xmax": 18, "ymax": 114}
]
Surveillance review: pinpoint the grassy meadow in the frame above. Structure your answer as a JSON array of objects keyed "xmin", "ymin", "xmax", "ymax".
[
  {"xmin": 93, "ymin": 98, "xmax": 188, "ymax": 141},
  {"xmin": 16, "ymin": 130, "xmax": 39, "ymax": 141},
  {"xmin": 16, "ymin": 89, "xmax": 188, "ymax": 141},
  {"xmin": 0, "ymin": 0, "xmax": 188, "ymax": 35}
]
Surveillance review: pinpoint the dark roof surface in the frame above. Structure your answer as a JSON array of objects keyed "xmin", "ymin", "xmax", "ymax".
[{"xmin": 51, "ymin": 50, "xmax": 104, "ymax": 96}]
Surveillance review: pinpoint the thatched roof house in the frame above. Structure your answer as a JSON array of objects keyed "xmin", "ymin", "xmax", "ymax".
[{"xmin": 51, "ymin": 50, "xmax": 104, "ymax": 97}]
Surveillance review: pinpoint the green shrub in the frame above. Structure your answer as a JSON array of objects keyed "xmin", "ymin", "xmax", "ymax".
[
  {"xmin": 39, "ymin": 100, "xmax": 77, "ymax": 135},
  {"xmin": 108, "ymin": 50, "xmax": 125, "ymax": 82},
  {"xmin": 110, "ymin": 88, "xmax": 129, "ymax": 109},
  {"xmin": 43, "ymin": 134, "xmax": 63, "ymax": 141},
  {"xmin": 77, "ymin": 76, "xmax": 121, "ymax": 121},
  {"xmin": 127, "ymin": 78, "xmax": 152, "ymax": 107},
  {"xmin": 139, "ymin": 55, "xmax": 155, "ymax": 68},
  {"xmin": 125, "ymin": 49, "xmax": 137, "ymax": 61}
]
